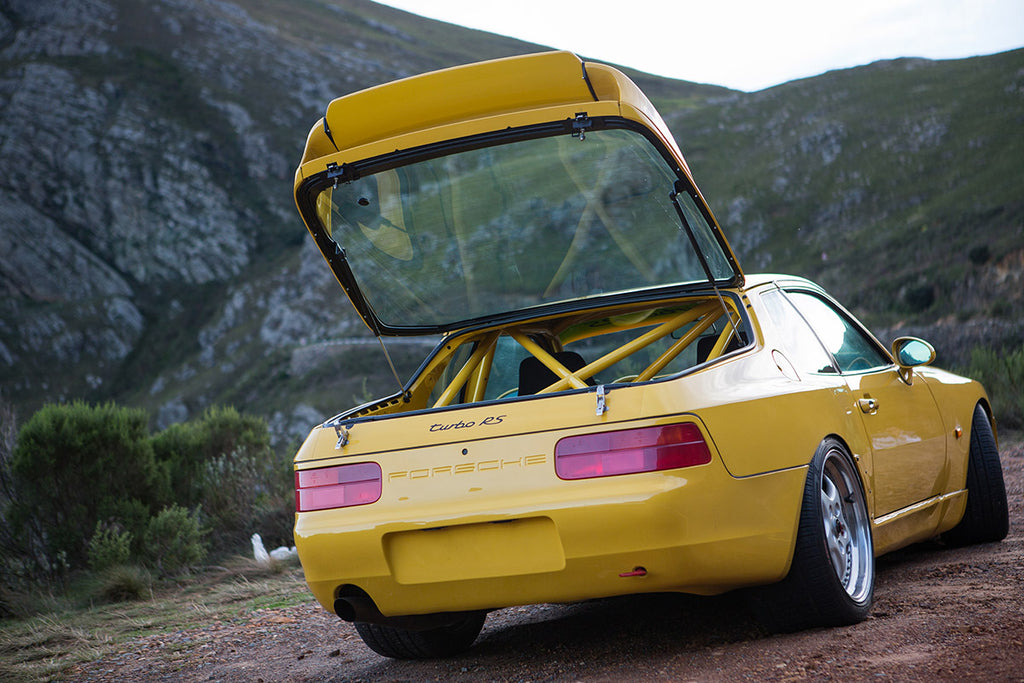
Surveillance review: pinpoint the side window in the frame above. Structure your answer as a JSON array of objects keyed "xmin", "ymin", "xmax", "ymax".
[
  {"xmin": 760, "ymin": 289, "xmax": 837, "ymax": 375},
  {"xmin": 785, "ymin": 291, "xmax": 890, "ymax": 373}
]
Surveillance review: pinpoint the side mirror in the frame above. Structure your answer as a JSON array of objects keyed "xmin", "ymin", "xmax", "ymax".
[{"xmin": 891, "ymin": 337, "xmax": 935, "ymax": 384}]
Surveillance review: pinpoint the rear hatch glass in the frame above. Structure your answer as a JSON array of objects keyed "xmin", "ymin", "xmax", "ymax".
[{"xmin": 312, "ymin": 124, "xmax": 737, "ymax": 333}]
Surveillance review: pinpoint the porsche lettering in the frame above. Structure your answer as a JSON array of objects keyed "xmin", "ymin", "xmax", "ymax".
[{"xmin": 388, "ymin": 454, "xmax": 546, "ymax": 481}]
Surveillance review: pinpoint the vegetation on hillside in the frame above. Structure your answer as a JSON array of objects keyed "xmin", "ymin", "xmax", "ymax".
[
  {"xmin": 666, "ymin": 51, "xmax": 1024, "ymax": 332},
  {"xmin": 964, "ymin": 346, "xmax": 1024, "ymax": 431},
  {"xmin": 0, "ymin": 400, "xmax": 293, "ymax": 602}
]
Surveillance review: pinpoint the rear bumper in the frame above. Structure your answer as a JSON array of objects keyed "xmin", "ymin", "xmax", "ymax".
[{"xmin": 295, "ymin": 461, "xmax": 807, "ymax": 617}]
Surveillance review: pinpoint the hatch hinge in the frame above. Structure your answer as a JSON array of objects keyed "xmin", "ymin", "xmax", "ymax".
[
  {"xmin": 334, "ymin": 425, "xmax": 350, "ymax": 449},
  {"xmin": 572, "ymin": 112, "xmax": 592, "ymax": 141},
  {"xmin": 326, "ymin": 162, "xmax": 356, "ymax": 185},
  {"xmin": 595, "ymin": 384, "xmax": 609, "ymax": 416}
]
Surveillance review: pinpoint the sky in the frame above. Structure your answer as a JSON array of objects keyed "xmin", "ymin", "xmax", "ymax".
[{"xmin": 375, "ymin": 0, "xmax": 1024, "ymax": 92}]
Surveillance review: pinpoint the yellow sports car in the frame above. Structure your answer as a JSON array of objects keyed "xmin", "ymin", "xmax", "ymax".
[{"xmin": 290, "ymin": 51, "xmax": 1008, "ymax": 659}]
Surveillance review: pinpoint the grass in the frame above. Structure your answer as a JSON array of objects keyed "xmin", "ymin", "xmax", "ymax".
[{"xmin": 0, "ymin": 556, "xmax": 310, "ymax": 682}]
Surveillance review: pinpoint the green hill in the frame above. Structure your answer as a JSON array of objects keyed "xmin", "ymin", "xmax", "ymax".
[{"xmin": 0, "ymin": 0, "xmax": 1020, "ymax": 442}]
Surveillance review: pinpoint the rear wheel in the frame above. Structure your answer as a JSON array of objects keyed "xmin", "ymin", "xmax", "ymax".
[
  {"xmin": 753, "ymin": 438, "xmax": 874, "ymax": 632},
  {"xmin": 942, "ymin": 404, "xmax": 1008, "ymax": 546},
  {"xmin": 354, "ymin": 612, "xmax": 486, "ymax": 659}
]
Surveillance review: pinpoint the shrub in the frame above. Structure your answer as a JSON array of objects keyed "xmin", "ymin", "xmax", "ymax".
[
  {"xmin": 966, "ymin": 345, "xmax": 1024, "ymax": 431},
  {"xmin": 250, "ymin": 447, "xmax": 297, "ymax": 551},
  {"xmin": 144, "ymin": 504, "xmax": 207, "ymax": 575},
  {"xmin": 197, "ymin": 448, "xmax": 294, "ymax": 551},
  {"xmin": 87, "ymin": 521, "xmax": 133, "ymax": 572},
  {"xmin": 8, "ymin": 401, "xmax": 167, "ymax": 572},
  {"xmin": 968, "ymin": 245, "xmax": 990, "ymax": 265},
  {"xmin": 153, "ymin": 406, "xmax": 272, "ymax": 507},
  {"xmin": 96, "ymin": 497, "xmax": 153, "ymax": 561},
  {"xmin": 94, "ymin": 564, "xmax": 152, "ymax": 603},
  {"xmin": 4, "ymin": 400, "xmax": 290, "ymax": 581},
  {"xmin": 199, "ymin": 451, "xmax": 262, "ymax": 545},
  {"xmin": 195, "ymin": 406, "xmax": 272, "ymax": 465},
  {"xmin": 150, "ymin": 419, "xmax": 205, "ymax": 504},
  {"xmin": 902, "ymin": 284, "xmax": 935, "ymax": 312},
  {"xmin": 154, "ymin": 406, "xmax": 292, "ymax": 552}
]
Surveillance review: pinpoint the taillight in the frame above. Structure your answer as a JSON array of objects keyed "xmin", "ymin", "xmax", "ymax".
[
  {"xmin": 555, "ymin": 423, "xmax": 712, "ymax": 480},
  {"xmin": 295, "ymin": 462, "xmax": 382, "ymax": 512}
]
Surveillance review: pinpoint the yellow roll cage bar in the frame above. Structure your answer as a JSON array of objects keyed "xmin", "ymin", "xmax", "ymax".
[{"xmin": 431, "ymin": 298, "xmax": 742, "ymax": 409}]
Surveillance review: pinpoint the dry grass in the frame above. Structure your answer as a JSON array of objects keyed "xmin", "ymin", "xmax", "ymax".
[{"xmin": 0, "ymin": 556, "xmax": 308, "ymax": 682}]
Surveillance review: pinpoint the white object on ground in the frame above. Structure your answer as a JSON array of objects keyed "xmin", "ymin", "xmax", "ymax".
[
  {"xmin": 251, "ymin": 532, "xmax": 270, "ymax": 566},
  {"xmin": 252, "ymin": 532, "xmax": 298, "ymax": 565}
]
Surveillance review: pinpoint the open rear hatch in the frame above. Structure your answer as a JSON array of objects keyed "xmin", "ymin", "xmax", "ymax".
[{"xmin": 293, "ymin": 51, "xmax": 743, "ymax": 337}]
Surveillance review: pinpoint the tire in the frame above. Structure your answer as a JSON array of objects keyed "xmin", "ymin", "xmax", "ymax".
[
  {"xmin": 354, "ymin": 611, "xmax": 486, "ymax": 659},
  {"xmin": 752, "ymin": 438, "xmax": 874, "ymax": 633},
  {"xmin": 942, "ymin": 404, "xmax": 1009, "ymax": 546}
]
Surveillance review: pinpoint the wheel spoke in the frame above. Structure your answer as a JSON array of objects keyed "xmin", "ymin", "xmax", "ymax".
[
  {"xmin": 821, "ymin": 477, "xmax": 841, "ymax": 510},
  {"xmin": 819, "ymin": 452, "xmax": 872, "ymax": 601},
  {"xmin": 826, "ymin": 531, "xmax": 846, "ymax": 578},
  {"xmin": 821, "ymin": 474, "xmax": 849, "ymax": 582}
]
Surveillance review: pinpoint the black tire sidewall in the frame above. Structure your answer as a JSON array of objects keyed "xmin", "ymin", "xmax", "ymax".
[
  {"xmin": 753, "ymin": 438, "xmax": 874, "ymax": 632},
  {"xmin": 942, "ymin": 404, "xmax": 1009, "ymax": 546},
  {"xmin": 355, "ymin": 612, "xmax": 486, "ymax": 659},
  {"xmin": 802, "ymin": 439, "xmax": 874, "ymax": 612}
]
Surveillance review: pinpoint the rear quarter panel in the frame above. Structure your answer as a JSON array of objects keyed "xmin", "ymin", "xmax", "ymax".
[{"xmin": 920, "ymin": 367, "xmax": 990, "ymax": 522}]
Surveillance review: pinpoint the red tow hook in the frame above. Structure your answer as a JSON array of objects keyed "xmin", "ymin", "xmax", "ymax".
[{"xmin": 619, "ymin": 566, "xmax": 648, "ymax": 578}]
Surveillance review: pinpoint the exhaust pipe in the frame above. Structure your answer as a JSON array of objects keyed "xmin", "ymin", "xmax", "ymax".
[
  {"xmin": 334, "ymin": 591, "xmax": 484, "ymax": 631},
  {"xmin": 334, "ymin": 593, "xmax": 381, "ymax": 623}
]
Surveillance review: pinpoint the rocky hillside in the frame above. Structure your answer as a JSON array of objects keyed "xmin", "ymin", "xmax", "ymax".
[
  {"xmin": 1, "ymin": 0, "xmax": 1021, "ymax": 442},
  {"xmin": 669, "ymin": 51, "xmax": 1024, "ymax": 357}
]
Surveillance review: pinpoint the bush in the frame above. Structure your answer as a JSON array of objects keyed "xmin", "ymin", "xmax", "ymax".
[
  {"xmin": 96, "ymin": 497, "xmax": 153, "ymax": 561},
  {"xmin": 87, "ymin": 521, "xmax": 133, "ymax": 572},
  {"xmin": 197, "ymin": 449, "xmax": 295, "ymax": 551},
  {"xmin": 966, "ymin": 345, "xmax": 1024, "ymax": 431},
  {"xmin": 902, "ymin": 284, "xmax": 936, "ymax": 312},
  {"xmin": 93, "ymin": 564, "xmax": 152, "ymax": 603},
  {"xmin": 150, "ymin": 406, "xmax": 272, "ymax": 507},
  {"xmin": 3, "ymin": 400, "xmax": 291, "ymax": 582},
  {"xmin": 968, "ymin": 244, "xmax": 990, "ymax": 265},
  {"xmin": 150, "ymin": 419, "xmax": 205, "ymax": 504},
  {"xmin": 199, "ymin": 451, "xmax": 262, "ymax": 544},
  {"xmin": 8, "ymin": 401, "xmax": 167, "ymax": 572},
  {"xmin": 144, "ymin": 505, "xmax": 207, "ymax": 575},
  {"xmin": 154, "ymin": 406, "xmax": 292, "ymax": 552}
]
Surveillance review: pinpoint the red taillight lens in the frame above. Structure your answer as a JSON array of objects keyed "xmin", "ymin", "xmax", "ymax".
[
  {"xmin": 555, "ymin": 423, "xmax": 712, "ymax": 480},
  {"xmin": 295, "ymin": 462, "xmax": 382, "ymax": 512}
]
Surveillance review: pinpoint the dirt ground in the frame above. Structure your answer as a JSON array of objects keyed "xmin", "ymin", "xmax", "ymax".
[{"xmin": 67, "ymin": 445, "xmax": 1023, "ymax": 682}]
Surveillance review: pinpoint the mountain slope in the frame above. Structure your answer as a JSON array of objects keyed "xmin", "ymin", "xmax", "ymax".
[
  {"xmin": 668, "ymin": 50, "xmax": 1024, "ymax": 361},
  {"xmin": 0, "ymin": 0, "xmax": 1020, "ymax": 441}
]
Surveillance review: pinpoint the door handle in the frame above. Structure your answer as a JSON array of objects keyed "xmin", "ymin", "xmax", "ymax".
[{"xmin": 858, "ymin": 397, "xmax": 879, "ymax": 414}]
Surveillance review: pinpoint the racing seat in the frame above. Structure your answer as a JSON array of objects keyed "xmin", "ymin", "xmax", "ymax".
[
  {"xmin": 696, "ymin": 332, "xmax": 748, "ymax": 364},
  {"xmin": 518, "ymin": 351, "xmax": 589, "ymax": 395}
]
